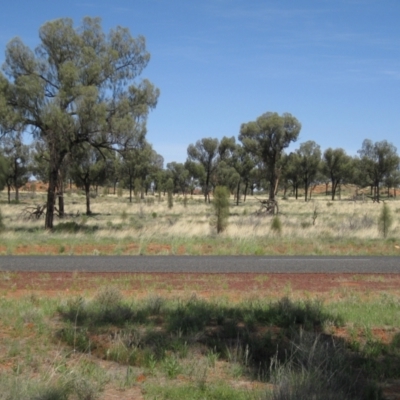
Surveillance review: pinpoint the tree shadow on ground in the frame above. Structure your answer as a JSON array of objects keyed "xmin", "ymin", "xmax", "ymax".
[{"xmin": 57, "ymin": 293, "xmax": 396, "ymax": 399}]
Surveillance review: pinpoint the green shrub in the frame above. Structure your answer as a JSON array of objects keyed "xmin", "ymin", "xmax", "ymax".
[
  {"xmin": 94, "ymin": 286, "xmax": 123, "ymax": 310},
  {"xmin": 146, "ymin": 196, "xmax": 155, "ymax": 205},
  {"xmin": 271, "ymin": 331, "xmax": 380, "ymax": 400},
  {"xmin": 53, "ymin": 221, "xmax": 80, "ymax": 233},
  {"xmin": 121, "ymin": 210, "xmax": 128, "ymax": 222},
  {"xmin": 378, "ymin": 202, "xmax": 392, "ymax": 238},
  {"xmin": 167, "ymin": 191, "xmax": 173, "ymax": 209},
  {"xmin": 271, "ymin": 216, "xmax": 282, "ymax": 235},
  {"xmin": 212, "ymin": 186, "xmax": 230, "ymax": 234}
]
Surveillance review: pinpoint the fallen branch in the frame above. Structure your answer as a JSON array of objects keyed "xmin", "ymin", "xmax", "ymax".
[{"xmin": 254, "ymin": 197, "xmax": 279, "ymax": 216}]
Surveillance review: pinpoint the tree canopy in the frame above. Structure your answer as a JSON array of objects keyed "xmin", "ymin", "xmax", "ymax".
[
  {"xmin": 357, "ymin": 139, "xmax": 399, "ymax": 202},
  {"xmin": 0, "ymin": 17, "xmax": 159, "ymax": 228},
  {"xmin": 239, "ymin": 112, "xmax": 301, "ymax": 201}
]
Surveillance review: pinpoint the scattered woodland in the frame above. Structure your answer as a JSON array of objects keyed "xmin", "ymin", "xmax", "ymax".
[{"xmin": 0, "ymin": 17, "xmax": 399, "ymax": 232}]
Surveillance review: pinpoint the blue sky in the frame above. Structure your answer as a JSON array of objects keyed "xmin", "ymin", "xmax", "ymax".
[{"xmin": 1, "ymin": 0, "xmax": 399, "ymax": 165}]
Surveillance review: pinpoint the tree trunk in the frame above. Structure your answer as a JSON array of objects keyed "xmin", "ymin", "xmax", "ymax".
[
  {"xmin": 243, "ymin": 182, "xmax": 248, "ymax": 202},
  {"xmin": 58, "ymin": 176, "xmax": 64, "ymax": 218},
  {"xmin": 85, "ymin": 183, "xmax": 91, "ymax": 215},
  {"xmin": 45, "ymin": 165, "xmax": 59, "ymax": 229},
  {"xmin": 58, "ymin": 192, "xmax": 64, "ymax": 218},
  {"xmin": 7, "ymin": 184, "xmax": 11, "ymax": 204},
  {"xmin": 236, "ymin": 181, "xmax": 240, "ymax": 206},
  {"xmin": 304, "ymin": 180, "xmax": 309, "ymax": 202},
  {"xmin": 269, "ymin": 180, "xmax": 275, "ymax": 201},
  {"xmin": 331, "ymin": 180, "xmax": 338, "ymax": 201},
  {"xmin": 274, "ymin": 176, "xmax": 280, "ymax": 196},
  {"xmin": 129, "ymin": 176, "xmax": 133, "ymax": 203}
]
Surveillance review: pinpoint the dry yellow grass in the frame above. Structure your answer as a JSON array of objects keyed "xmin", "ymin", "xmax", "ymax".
[{"xmin": 1, "ymin": 188, "xmax": 399, "ymax": 255}]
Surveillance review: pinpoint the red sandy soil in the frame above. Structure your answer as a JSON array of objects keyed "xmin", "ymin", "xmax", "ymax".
[{"xmin": 1, "ymin": 271, "xmax": 400, "ymax": 300}]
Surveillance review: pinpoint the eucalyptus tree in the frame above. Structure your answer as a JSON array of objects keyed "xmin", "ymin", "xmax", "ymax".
[
  {"xmin": 239, "ymin": 112, "xmax": 301, "ymax": 202},
  {"xmin": 357, "ymin": 139, "xmax": 399, "ymax": 202},
  {"xmin": 280, "ymin": 153, "xmax": 299, "ymax": 199},
  {"xmin": 0, "ymin": 17, "xmax": 159, "ymax": 228},
  {"xmin": 184, "ymin": 160, "xmax": 205, "ymax": 196},
  {"xmin": 121, "ymin": 142, "xmax": 161, "ymax": 202},
  {"xmin": 213, "ymin": 160, "xmax": 240, "ymax": 195},
  {"xmin": 225, "ymin": 142, "xmax": 256, "ymax": 205},
  {"xmin": 322, "ymin": 148, "xmax": 353, "ymax": 200},
  {"xmin": 166, "ymin": 162, "xmax": 191, "ymax": 195},
  {"xmin": 69, "ymin": 144, "xmax": 110, "ymax": 215},
  {"xmin": 384, "ymin": 169, "xmax": 400, "ymax": 198},
  {"xmin": 137, "ymin": 146, "xmax": 163, "ymax": 198},
  {"xmin": 1, "ymin": 133, "xmax": 30, "ymax": 203},
  {"xmin": 295, "ymin": 141, "xmax": 321, "ymax": 201},
  {"xmin": 144, "ymin": 152, "xmax": 164, "ymax": 196},
  {"xmin": 187, "ymin": 136, "xmax": 238, "ymax": 202},
  {"xmin": 152, "ymin": 167, "xmax": 169, "ymax": 198},
  {"xmin": 102, "ymin": 150, "xmax": 121, "ymax": 195}
]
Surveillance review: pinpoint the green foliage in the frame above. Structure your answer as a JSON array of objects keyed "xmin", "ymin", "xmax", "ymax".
[
  {"xmin": 295, "ymin": 140, "xmax": 322, "ymax": 201},
  {"xmin": 187, "ymin": 138, "xmax": 220, "ymax": 202},
  {"xmin": 1, "ymin": 17, "xmax": 159, "ymax": 229},
  {"xmin": 165, "ymin": 177, "xmax": 174, "ymax": 208},
  {"xmin": 117, "ymin": 186, "xmax": 123, "ymax": 197},
  {"xmin": 358, "ymin": 139, "xmax": 399, "ymax": 202},
  {"xmin": 212, "ymin": 186, "xmax": 230, "ymax": 233},
  {"xmin": 120, "ymin": 209, "xmax": 128, "ymax": 222},
  {"xmin": 378, "ymin": 202, "xmax": 392, "ymax": 238},
  {"xmin": 271, "ymin": 331, "xmax": 381, "ymax": 400},
  {"xmin": 134, "ymin": 178, "xmax": 142, "ymax": 198},
  {"xmin": 239, "ymin": 112, "xmax": 301, "ymax": 201},
  {"xmin": 271, "ymin": 216, "xmax": 282, "ymax": 235},
  {"xmin": 163, "ymin": 355, "xmax": 182, "ymax": 378},
  {"xmin": 55, "ymin": 293, "xmax": 393, "ymax": 398},
  {"xmin": 167, "ymin": 191, "xmax": 173, "ymax": 209},
  {"xmin": 322, "ymin": 148, "xmax": 353, "ymax": 201},
  {"xmin": 94, "ymin": 286, "xmax": 123, "ymax": 310},
  {"xmin": 145, "ymin": 382, "xmax": 260, "ymax": 399},
  {"xmin": 53, "ymin": 222, "xmax": 81, "ymax": 233}
]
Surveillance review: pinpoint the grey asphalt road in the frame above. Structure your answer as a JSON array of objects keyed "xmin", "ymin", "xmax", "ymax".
[{"xmin": 0, "ymin": 256, "xmax": 400, "ymax": 273}]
